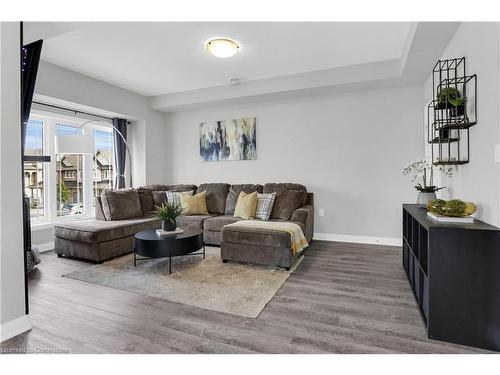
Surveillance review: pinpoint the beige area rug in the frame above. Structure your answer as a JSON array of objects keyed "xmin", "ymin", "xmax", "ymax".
[{"xmin": 63, "ymin": 247, "xmax": 303, "ymax": 318}]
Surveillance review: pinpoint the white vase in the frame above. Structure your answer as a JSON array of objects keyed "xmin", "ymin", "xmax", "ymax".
[{"xmin": 417, "ymin": 192, "xmax": 437, "ymax": 206}]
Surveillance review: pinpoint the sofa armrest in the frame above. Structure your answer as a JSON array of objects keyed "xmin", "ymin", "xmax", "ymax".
[{"xmin": 291, "ymin": 204, "xmax": 314, "ymax": 242}]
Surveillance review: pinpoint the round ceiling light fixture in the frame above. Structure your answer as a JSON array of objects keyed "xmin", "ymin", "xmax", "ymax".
[{"xmin": 206, "ymin": 38, "xmax": 240, "ymax": 58}]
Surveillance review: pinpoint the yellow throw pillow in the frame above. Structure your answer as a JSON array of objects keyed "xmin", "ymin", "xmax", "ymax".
[
  {"xmin": 234, "ymin": 191, "xmax": 258, "ymax": 219},
  {"xmin": 179, "ymin": 191, "xmax": 209, "ymax": 215}
]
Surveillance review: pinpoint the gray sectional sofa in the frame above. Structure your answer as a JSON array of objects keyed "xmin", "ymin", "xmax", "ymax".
[{"xmin": 54, "ymin": 183, "xmax": 314, "ymax": 268}]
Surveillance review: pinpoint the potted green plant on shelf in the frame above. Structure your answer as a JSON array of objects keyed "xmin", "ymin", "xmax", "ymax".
[
  {"xmin": 436, "ymin": 86, "xmax": 465, "ymax": 117},
  {"xmin": 448, "ymin": 97, "xmax": 466, "ymax": 117},
  {"xmin": 155, "ymin": 201, "xmax": 183, "ymax": 231},
  {"xmin": 403, "ymin": 160, "xmax": 455, "ymax": 206}
]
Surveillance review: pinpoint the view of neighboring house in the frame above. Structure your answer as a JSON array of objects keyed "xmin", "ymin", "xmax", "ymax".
[{"xmin": 24, "ymin": 150, "xmax": 113, "ymax": 217}]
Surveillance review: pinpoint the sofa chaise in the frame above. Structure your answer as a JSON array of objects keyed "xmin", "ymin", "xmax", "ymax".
[{"xmin": 54, "ymin": 183, "xmax": 314, "ymax": 268}]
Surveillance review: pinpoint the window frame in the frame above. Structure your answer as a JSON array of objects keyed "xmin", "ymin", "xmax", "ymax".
[{"xmin": 28, "ymin": 110, "xmax": 115, "ymax": 228}]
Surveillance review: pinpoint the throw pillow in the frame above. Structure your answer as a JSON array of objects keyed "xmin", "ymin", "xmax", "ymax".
[
  {"xmin": 233, "ymin": 191, "xmax": 258, "ymax": 219},
  {"xmin": 196, "ymin": 183, "xmax": 230, "ymax": 214},
  {"xmin": 100, "ymin": 188, "xmax": 143, "ymax": 220},
  {"xmin": 152, "ymin": 191, "xmax": 168, "ymax": 208},
  {"xmin": 263, "ymin": 183, "xmax": 308, "ymax": 205},
  {"xmin": 271, "ymin": 190, "xmax": 306, "ymax": 221},
  {"xmin": 166, "ymin": 190, "xmax": 194, "ymax": 206},
  {"xmin": 255, "ymin": 192, "xmax": 276, "ymax": 221},
  {"xmin": 179, "ymin": 191, "xmax": 209, "ymax": 215},
  {"xmin": 137, "ymin": 189, "xmax": 154, "ymax": 213}
]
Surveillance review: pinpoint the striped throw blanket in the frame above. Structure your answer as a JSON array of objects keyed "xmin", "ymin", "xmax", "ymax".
[{"xmin": 226, "ymin": 220, "xmax": 309, "ymax": 255}]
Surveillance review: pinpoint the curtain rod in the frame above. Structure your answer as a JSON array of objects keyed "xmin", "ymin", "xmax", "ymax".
[{"xmin": 32, "ymin": 100, "xmax": 120, "ymax": 122}]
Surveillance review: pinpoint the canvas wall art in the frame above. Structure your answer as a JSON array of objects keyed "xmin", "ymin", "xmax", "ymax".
[{"xmin": 200, "ymin": 117, "xmax": 257, "ymax": 162}]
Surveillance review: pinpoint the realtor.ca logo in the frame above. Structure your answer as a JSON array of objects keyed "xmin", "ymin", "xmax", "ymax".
[{"xmin": 0, "ymin": 347, "xmax": 70, "ymax": 354}]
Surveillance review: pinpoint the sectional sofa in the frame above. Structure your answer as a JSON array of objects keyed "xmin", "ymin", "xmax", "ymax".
[{"xmin": 54, "ymin": 183, "xmax": 314, "ymax": 269}]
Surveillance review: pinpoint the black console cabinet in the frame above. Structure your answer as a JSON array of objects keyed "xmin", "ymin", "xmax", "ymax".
[{"xmin": 402, "ymin": 204, "xmax": 500, "ymax": 351}]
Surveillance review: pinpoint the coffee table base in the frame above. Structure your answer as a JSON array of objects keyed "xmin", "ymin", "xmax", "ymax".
[{"xmin": 133, "ymin": 245, "xmax": 206, "ymax": 274}]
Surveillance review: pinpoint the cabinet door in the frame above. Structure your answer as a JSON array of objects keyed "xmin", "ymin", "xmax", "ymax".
[
  {"xmin": 421, "ymin": 273, "xmax": 429, "ymax": 322},
  {"xmin": 413, "ymin": 259, "xmax": 420, "ymax": 299},
  {"xmin": 403, "ymin": 242, "xmax": 409, "ymax": 273},
  {"xmin": 408, "ymin": 253, "xmax": 414, "ymax": 286}
]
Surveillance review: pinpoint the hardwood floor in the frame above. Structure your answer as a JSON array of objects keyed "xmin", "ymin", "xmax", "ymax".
[{"xmin": 1, "ymin": 240, "xmax": 490, "ymax": 353}]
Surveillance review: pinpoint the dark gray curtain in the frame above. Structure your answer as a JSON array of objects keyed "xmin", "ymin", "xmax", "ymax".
[{"xmin": 112, "ymin": 118, "xmax": 128, "ymax": 189}]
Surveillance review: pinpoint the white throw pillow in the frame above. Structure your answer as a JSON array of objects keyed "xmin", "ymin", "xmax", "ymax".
[
  {"xmin": 165, "ymin": 190, "xmax": 194, "ymax": 206},
  {"xmin": 255, "ymin": 192, "xmax": 276, "ymax": 220}
]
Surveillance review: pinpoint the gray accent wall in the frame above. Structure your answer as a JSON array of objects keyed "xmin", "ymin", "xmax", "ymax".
[{"xmin": 166, "ymin": 85, "xmax": 425, "ymax": 240}]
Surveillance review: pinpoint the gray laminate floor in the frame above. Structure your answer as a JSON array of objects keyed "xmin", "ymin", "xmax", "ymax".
[{"xmin": 1, "ymin": 241, "xmax": 490, "ymax": 353}]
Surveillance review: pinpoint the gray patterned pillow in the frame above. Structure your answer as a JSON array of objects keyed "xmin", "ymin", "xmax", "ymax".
[
  {"xmin": 255, "ymin": 192, "xmax": 276, "ymax": 220},
  {"xmin": 166, "ymin": 190, "xmax": 194, "ymax": 206}
]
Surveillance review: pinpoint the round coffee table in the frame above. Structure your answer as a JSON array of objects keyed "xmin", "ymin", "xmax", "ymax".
[{"xmin": 134, "ymin": 227, "xmax": 204, "ymax": 274}]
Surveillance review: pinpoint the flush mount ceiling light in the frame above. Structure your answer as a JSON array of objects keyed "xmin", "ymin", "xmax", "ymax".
[{"xmin": 206, "ymin": 38, "xmax": 240, "ymax": 58}]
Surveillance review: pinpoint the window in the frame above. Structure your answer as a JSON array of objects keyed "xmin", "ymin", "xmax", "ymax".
[
  {"xmin": 56, "ymin": 124, "xmax": 83, "ymax": 217},
  {"xmin": 93, "ymin": 128, "xmax": 114, "ymax": 199},
  {"xmin": 24, "ymin": 119, "xmax": 45, "ymax": 219},
  {"xmin": 24, "ymin": 112, "xmax": 115, "ymax": 223}
]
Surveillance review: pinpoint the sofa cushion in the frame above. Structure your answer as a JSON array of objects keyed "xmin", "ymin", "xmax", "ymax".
[
  {"xmin": 137, "ymin": 189, "xmax": 154, "ymax": 214},
  {"xmin": 180, "ymin": 191, "xmax": 209, "ymax": 215},
  {"xmin": 139, "ymin": 184, "xmax": 169, "ymax": 192},
  {"xmin": 221, "ymin": 225, "xmax": 291, "ymax": 248},
  {"xmin": 167, "ymin": 184, "xmax": 198, "ymax": 192},
  {"xmin": 197, "ymin": 183, "xmax": 230, "ymax": 214},
  {"xmin": 225, "ymin": 184, "xmax": 263, "ymax": 214},
  {"xmin": 263, "ymin": 183, "xmax": 307, "ymax": 193},
  {"xmin": 271, "ymin": 189, "xmax": 306, "ymax": 221},
  {"xmin": 95, "ymin": 196, "xmax": 107, "ymax": 221},
  {"xmin": 54, "ymin": 216, "xmax": 159, "ymax": 244},
  {"xmin": 234, "ymin": 191, "xmax": 258, "ymax": 219},
  {"xmin": 101, "ymin": 188, "xmax": 143, "ymax": 220},
  {"xmin": 263, "ymin": 183, "xmax": 308, "ymax": 205},
  {"xmin": 152, "ymin": 191, "xmax": 167, "ymax": 208},
  {"xmin": 203, "ymin": 215, "xmax": 243, "ymax": 232},
  {"xmin": 177, "ymin": 214, "xmax": 218, "ymax": 229}
]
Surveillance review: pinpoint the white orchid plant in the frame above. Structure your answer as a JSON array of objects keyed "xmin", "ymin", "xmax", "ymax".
[{"xmin": 403, "ymin": 159, "xmax": 455, "ymax": 193}]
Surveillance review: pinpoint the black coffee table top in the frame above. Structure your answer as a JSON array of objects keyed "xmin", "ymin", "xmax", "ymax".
[
  {"xmin": 134, "ymin": 227, "xmax": 204, "ymax": 273},
  {"xmin": 135, "ymin": 227, "xmax": 202, "ymax": 242}
]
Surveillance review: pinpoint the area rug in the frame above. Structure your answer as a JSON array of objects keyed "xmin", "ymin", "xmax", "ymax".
[{"xmin": 63, "ymin": 247, "xmax": 303, "ymax": 318}]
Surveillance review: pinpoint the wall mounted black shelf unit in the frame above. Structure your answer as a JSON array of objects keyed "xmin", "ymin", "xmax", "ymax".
[
  {"xmin": 427, "ymin": 57, "xmax": 477, "ymax": 165},
  {"xmin": 402, "ymin": 204, "xmax": 500, "ymax": 352}
]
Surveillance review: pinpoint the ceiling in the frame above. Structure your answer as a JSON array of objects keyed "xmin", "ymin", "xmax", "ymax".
[{"xmin": 26, "ymin": 22, "xmax": 412, "ymax": 97}]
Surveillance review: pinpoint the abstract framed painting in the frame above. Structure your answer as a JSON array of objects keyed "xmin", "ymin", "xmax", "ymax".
[{"xmin": 199, "ymin": 117, "xmax": 257, "ymax": 162}]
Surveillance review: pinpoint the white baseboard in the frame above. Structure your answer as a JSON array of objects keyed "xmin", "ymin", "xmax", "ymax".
[
  {"xmin": 0, "ymin": 315, "xmax": 32, "ymax": 343},
  {"xmin": 35, "ymin": 241, "xmax": 54, "ymax": 253},
  {"xmin": 313, "ymin": 232, "xmax": 402, "ymax": 247}
]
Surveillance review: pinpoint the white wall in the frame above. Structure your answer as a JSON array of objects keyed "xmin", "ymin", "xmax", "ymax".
[
  {"xmin": 0, "ymin": 22, "xmax": 31, "ymax": 341},
  {"xmin": 166, "ymin": 85, "xmax": 424, "ymax": 242},
  {"xmin": 423, "ymin": 22, "xmax": 500, "ymax": 226}
]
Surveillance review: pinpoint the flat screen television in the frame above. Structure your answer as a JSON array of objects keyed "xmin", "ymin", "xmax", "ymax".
[{"xmin": 21, "ymin": 39, "xmax": 43, "ymax": 127}]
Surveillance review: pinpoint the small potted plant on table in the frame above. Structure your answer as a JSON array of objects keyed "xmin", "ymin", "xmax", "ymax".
[
  {"xmin": 155, "ymin": 201, "xmax": 183, "ymax": 231},
  {"xmin": 403, "ymin": 160, "xmax": 455, "ymax": 206}
]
